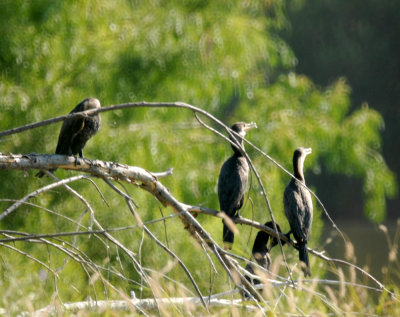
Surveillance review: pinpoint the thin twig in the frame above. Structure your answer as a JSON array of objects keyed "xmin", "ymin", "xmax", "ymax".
[
  {"xmin": 0, "ymin": 101, "xmax": 344, "ymax": 242},
  {"xmin": 194, "ymin": 113, "xmax": 294, "ymax": 281},
  {"xmin": 1, "ymin": 151, "xmax": 394, "ymax": 301},
  {"xmin": 0, "ymin": 241, "xmax": 57, "ymax": 276},
  {"xmin": 0, "ymin": 101, "xmax": 395, "ymax": 311},
  {"xmin": 0, "ymin": 174, "xmax": 89, "ymax": 220},
  {"xmin": 104, "ymin": 177, "xmax": 208, "ymax": 309}
]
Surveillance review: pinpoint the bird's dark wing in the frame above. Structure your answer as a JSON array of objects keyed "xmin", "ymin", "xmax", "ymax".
[
  {"xmin": 283, "ymin": 180, "xmax": 313, "ymax": 242},
  {"xmin": 55, "ymin": 102, "xmax": 86, "ymax": 155},
  {"xmin": 55, "ymin": 117, "xmax": 85, "ymax": 155},
  {"xmin": 218, "ymin": 156, "xmax": 248, "ymax": 217},
  {"xmin": 252, "ymin": 230, "xmax": 269, "ymax": 255}
]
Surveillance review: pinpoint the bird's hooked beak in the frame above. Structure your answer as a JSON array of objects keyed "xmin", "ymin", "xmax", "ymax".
[
  {"xmin": 243, "ymin": 121, "xmax": 257, "ymax": 132},
  {"xmin": 304, "ymin": 147, "xmax": 312, "ymax": 156}
]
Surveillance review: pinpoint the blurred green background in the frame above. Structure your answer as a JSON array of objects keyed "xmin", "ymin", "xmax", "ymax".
[
  {"xmin": 282, "ymin": 0, "xmax": 400, "ymax": 289},
  {"xmin": 0, "ymin": 0, "xmax": 398, "ymax": 312}
]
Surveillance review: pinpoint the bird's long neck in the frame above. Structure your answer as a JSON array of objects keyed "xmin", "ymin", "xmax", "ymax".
[
  {"xmin": 294, "ymin": 154, "xmax": 305, "ymax": 183},
  {"xmin": 231, "ymin": 138, "xmax": 244, "ymax": 157},
  {"xmin": 232, "ymin": 147, "xmax": 244, "ymax": 157}
]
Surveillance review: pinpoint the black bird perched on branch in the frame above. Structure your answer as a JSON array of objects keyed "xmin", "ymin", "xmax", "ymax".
[
  {"xmin": 245, "ymin": 221, "xmax": 283, "ymax": 282},
  {"xmin": 242, "ymin": 221, "xmax": 283, "ymax": 299},
  {"xmin": 218, "ymin": 121, "xmax": 257, "ymax": 249},
  {"xmin": 36, "ymin": 97, "xmax": 101, "ymax": 177},
  {"xmin": 284, "ymin": 147, "xmax": 313, "ymax": 276}
]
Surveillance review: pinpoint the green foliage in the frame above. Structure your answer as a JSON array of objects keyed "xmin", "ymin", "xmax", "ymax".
[
  {"xmin": 0, "ymin": 0, "xmax": 397, "ymax": 314},
  {"xmin": 239, "ymin": 75, "xmax": 396, "ymax": 222},
  {"xmin": 282, "ymin": 0, "xmax": 400, "ymax": 221}
]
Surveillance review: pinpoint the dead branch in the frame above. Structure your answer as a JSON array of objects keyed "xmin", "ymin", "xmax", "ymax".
[
  {"xmin": 105, "ymin": 178, "xmax": 208, "ymax": 309},
  {"xmin": 194, "ymin": 113, "xmax": 294, "ymax": 280},
  {"xmin": 0, "ymin": 152, "xmax": 265, "ymax": 306},
  {"xmin": 0, "ymin": 174, "xmax": 90, "ymax": 220},
  {"xmin": 0, "ymin": 101, "xmax": 344, "ymax": 242},
  {"xmin": 29, "ymin": 297, "xmax": 259, "ymax": 316},
  {"xmin": 1, "ymin": 152, "xmax": 397, "ymax": 302},
  {"xmin": 26, "ymin": 275, "xmax": 392, "ymax": 317},
  {"xmin": 1, "ymin": 101, "xmax": 397, "ymax": 315}
]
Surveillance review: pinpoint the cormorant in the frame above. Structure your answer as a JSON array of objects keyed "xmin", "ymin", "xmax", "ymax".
[
  {"xmin": 243, "ymin": 221, "xmax": 282, "ymax": 297},
  {"xmin": 245, "ymin": 221, "xmax": 282, "ymax": 280},
  {"xmin": 218, "ymin": 121, "xmax": 257, "ymax": 248},
  {"xmin": 283, "ymin": 147, "xmax": 313, "ymax": 276},
  {"xmin": 36, "ymin": 97, "xmax": 101, "ymax": 177}
]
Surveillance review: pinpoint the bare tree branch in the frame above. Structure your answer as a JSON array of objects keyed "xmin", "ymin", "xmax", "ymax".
[
  {"xmin": 30, "ymin": 296, "xmax": 260, "ymax": 316},
  {"xmin": 1, "ymin": 152, "xmax": 397, "ymax": 302},
  {"xmin": 1, "ymin": 101, "xmax": 397, "ymax": 314},
  {"xmin": 194, "ymin": 113, "xmax": 294, "ymax": 280},
  {"xmin": 27, "ymin": 275, "xmax": 392, "ymax": 317},
  {"xmin": 0, "ymin": 101, "xmax": 344, "ymax": 241},
  {"xmin": 103, "ymin": 177, "xmax": 208, "ymax": 309},
  {"xmin": 0, "ymin": 174, "xmax": 90, "ymax": 220},
  {"xmin": 0, "ymin": 241, "xmax": 57, "ymax": 276}
]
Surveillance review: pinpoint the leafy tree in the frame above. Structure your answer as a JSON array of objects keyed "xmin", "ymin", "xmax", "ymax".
[
  {"xmin": 282, "ymin": 0, "xmax": 400, "ymax": 220},
  {"xmin": 0, "ymin": 0, "xmax": 397, "ymax": 313}
]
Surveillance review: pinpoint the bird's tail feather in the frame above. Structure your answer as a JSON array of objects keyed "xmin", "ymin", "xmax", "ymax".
[
  {"xmin": 223, "ymin": 222, "xmax": 235, "ymax": 248},
  {"xmin": 36, "ymin": 171, "xmax": 45, "ymax": 178},
  {"xmin": 299, "ymin": 243, "xmax": 311, "ymax": 277}
]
